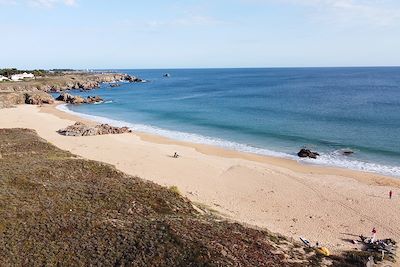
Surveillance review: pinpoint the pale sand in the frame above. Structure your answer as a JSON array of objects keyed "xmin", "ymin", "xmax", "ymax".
[{"xmin": 1, "ymin": 104, "xmax": 400, "ymax": 252}]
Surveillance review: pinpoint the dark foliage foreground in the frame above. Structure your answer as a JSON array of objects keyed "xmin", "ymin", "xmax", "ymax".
[{"xmin": 0, "ymin": 128, "xmax": 310, "ymax": 266}]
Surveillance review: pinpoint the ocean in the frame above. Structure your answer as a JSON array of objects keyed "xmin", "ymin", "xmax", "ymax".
[{"xmin": 57, "ymin": 67, "xmax": 400, "ymax": 177}]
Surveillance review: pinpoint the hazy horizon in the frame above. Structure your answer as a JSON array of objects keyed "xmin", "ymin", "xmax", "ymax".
[{"xmin": 91, "ymin": 65, "xmax": 400, "ymax": 69}]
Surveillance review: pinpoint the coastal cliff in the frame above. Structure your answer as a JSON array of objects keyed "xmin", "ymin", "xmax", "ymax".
[
  {"xmin": 0, "ymin": 72, "xmax": 140, "ymax": 93},
  {"xmin": 0, "ymin": 72, "xmax": 141, "ymax": 108}
]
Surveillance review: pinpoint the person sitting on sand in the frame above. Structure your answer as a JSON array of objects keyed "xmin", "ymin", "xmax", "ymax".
[{"xmin": 173, "ymin": 152, "xmax": 179, "ymax": 158}]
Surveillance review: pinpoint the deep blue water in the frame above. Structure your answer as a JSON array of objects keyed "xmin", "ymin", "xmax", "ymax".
[{"xmin": 59, "ymin": 68, "xmax": 400, "ymax": 176}]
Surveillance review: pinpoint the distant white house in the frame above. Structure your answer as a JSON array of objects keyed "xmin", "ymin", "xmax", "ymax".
[
  {"xmin": 0, "ymin": 75, "xmax": 10, "ymax": 81},
  {"xmin": 11, "ymin": 72, "xmax": 35, "ymax": 81}
]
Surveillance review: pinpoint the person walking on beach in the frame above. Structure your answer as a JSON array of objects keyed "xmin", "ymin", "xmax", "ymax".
[
  {"xmin": 389, "ymin": 190, "xmax": 393, "ymax": 199},
  {"xmin": 371, "ymin": 227, "xmax": 377, "ymax": 243}
]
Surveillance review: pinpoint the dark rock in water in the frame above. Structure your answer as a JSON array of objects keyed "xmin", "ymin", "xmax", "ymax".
[
  {"xmin": 163, "ymin": 73, "xmax": 171, "ymax": 77},
  {"xmin": 58, "ymin": 122, "xmax": 132, "ymax": 136},
  {"xmin": 110, "ymin": 83, "xmax": 120, "ymax": 88},
  {"xmin": 86, "ymin": 95, "xmax": 103, "ymax": 103},
  {"xmin": 124, "ymin": 75, "xmax": 144, "ymax": 83},
  {"xmin": 342, "ymin": 150, "xmax": 354, "ymax": 156},
  {"xmin": 297, "ymin": 149, "xmax": 320, "ymax": 159}
]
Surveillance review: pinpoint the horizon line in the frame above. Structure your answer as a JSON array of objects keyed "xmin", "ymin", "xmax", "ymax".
[{"xmin": 2, "ymin": 65, "xmax": 400, "ymax": 71}]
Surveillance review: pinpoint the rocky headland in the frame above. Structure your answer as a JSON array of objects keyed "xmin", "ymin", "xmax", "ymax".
[
  {"xmin": 0, "ymin": 72, "xmax": 142, "ymax": 93},
  {"xmin": 0, "ymin": 72, "xmax": 142, "ymax": 108}
]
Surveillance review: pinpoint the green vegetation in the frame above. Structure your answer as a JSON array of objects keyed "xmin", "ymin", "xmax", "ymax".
[
  {"xmin": 31, "ymin": 69, "xmax": 47, "ymax": 77},
  {"xmin": 0, "ymin": 68, "xmax": 22, "ymax": 77},
  {"xmin": 50, "ymin": 68, "xmax": 75, "ymax": 73},
  {"xmin": 169, "ymin": 185, "xmax": 181, "ymax": 195},
  {"xmin": 0, "ymin": 68, "xmax": 47, "ymax": 78}
]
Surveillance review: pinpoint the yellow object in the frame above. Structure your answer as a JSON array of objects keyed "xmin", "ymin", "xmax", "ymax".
[{"xmin": 315, "ymin": 247, "xmax": 330, "ymax": 256}]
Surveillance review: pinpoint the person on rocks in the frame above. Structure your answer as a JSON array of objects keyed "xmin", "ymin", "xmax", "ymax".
[{"xmin": 371, "ymin": 227, "xmax": 377, "ymax": 243}]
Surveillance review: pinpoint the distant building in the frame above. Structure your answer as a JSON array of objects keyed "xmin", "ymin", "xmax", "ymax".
[
  {"xmin": 0, "ymin": 75, "xmax": 10, "ymax": 81},
  {"xmin": 11, "ymin": 72, "xmax": 35, "ymax": 81}
]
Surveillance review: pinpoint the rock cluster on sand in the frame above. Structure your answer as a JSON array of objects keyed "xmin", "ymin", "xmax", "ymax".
[
  {"xmin": 0, "ymin": 91, "xmax": 54, "ymax": 108},
  {"xmin": 58, "ymin": 122, "xmax": 131, "ymax": 136},
  {"xmin": 0, "ymin": 92, "xmax": 26, "ymax": 108},
  {"xmin": 24, "ymin": 91, "xmax": 54, "ymax": 105},
  {"xmin": 297, "ymin": 148, "xmax": 320, "ymax": 159},
  {"xmin": 56, "ymin": 93, "xmax": 103, "ymax": 104}
]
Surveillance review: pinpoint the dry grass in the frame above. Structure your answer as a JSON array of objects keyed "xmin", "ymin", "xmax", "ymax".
[{"xmin": 0, "ymin": 128, "xmax": 313, "ymax": 266}]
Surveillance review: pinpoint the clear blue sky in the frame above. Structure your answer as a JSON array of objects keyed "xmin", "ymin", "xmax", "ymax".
[{"xmin": 1, "ymin": 0, "xmax": 400, "ymax": 69}]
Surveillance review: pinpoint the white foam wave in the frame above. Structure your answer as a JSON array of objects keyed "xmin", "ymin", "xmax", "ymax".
[
  {"xmin": 56, "ymin": 104, "xmax": 293, "ymax": 160},
  {"xmin": 299, "ymin": 153, "xmax": 400, "ymax": 177},
  {"xmin": 56, "ymin": 104, "xmax": 400, "ymax": 178}
]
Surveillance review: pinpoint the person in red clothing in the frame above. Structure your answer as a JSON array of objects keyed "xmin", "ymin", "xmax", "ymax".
[
  {"xmin": 371, "ymin": 227, "xmax": 377, "ymax": 242},
  {"xmin": 389, "ymin": 190, "xmax": 393, "ymax": 199}
]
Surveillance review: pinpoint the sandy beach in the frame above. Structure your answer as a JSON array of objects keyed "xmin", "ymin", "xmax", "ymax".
[{"xmin": 1, "ymin": 104, "xmax": 399, "ymax": 252}]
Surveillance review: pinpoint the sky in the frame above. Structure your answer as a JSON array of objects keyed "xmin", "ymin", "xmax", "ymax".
[{"xmin": 1, "ymin": 0, "xmax": 400, "ymax": 69}]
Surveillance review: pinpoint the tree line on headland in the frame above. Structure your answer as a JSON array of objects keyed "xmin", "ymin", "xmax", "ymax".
[{"xmin": 0, "ymin": 68, "xmax": 48, "ymax": 78}]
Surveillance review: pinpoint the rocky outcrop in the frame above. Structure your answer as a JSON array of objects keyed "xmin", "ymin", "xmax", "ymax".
[
  {"xmin": 125, "ymin": 75, "xmax": 144, "ymax": 83},
  {"xmin": 297, "ymin": 148, "xmax": 320, "ymax": 159},
  {"xmin": 56, "ymin": 93, "xmax": 85, "ymax": 104},
  {"xmin": 56, "ymin": 93, "xmax": 103, "ymax": 104},
  {"xmin": 0, "ymin": 91, "xmax": 54, "ymax": 108},
  {"xmin": 0, "ymin": 72, "xmax": 144, "ymax": 94},
  {"xmin": 86, "ymin": 96, "xmax": 103, "ymax": 103},
  {"xmin": 58, "ymin": 122, "xmax": 131, "ymax": 136},
  {"xmin": 24, "ymin": 91, "xmax": 54, "ymax": 105},
  {"xmin": 0, "ymin": 92, "xmax": 26, "ymax": 108}
]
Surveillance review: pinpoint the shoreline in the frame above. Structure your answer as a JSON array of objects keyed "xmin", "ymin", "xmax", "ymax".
[
  {"xmin": 56, "ymin": 102, "xmax": 400, "ymax": 180},
  {"xmin": 1, "ymin": 103, "xmax": 400, "ymax": 251}
]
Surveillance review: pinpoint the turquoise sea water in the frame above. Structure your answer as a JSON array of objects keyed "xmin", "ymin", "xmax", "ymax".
[{"xmin": 58, "ymin": 68, "xmax": 400, "ymax": 177}]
